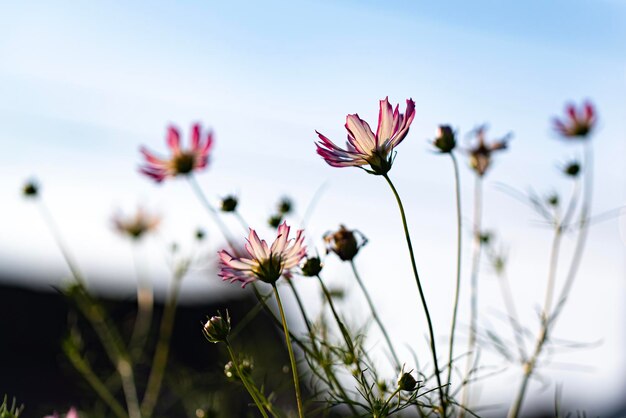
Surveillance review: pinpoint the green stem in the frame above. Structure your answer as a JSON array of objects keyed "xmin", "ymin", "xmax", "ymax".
[
  {"xmin": 350, "ymin": 261, "xmax": 401, "ymax": 371},
  {"xmin": 460, "ymin": 175, "xmax": 483, "ymax": 415},
  {"xmin": 36, "ymin": 201, "xmax": 140, "ymax": 418},
  {"xmin": 188, "ymin": 175, "xmax": 238, "ymax": 252},
  {"xmin": 226, "ymin": 342, "xmax": 270, "ymax": 418},
  {"xmin": 272, "ymin": 284, "xmax": 305, "ymax": 418},
  {"xmin": 129, "ymin": 243, "xmax": 154, "ymax": 360},
  {"xmin": 63, "ymin": 340, "xmax": 129, "ymax": 418},
  {"xmin": 382, "ymin": 173, "xmax": 446, "ymax": 416},
  {"xmin": 37, "ymin": 200, "xmax": 86, "ymax": 287},
  {"xmin": 446, "ymin": 152, "xmax": 463, "ymax": 398},
  {"xmin": 141, "ymin": 272, "xmax": 183, "ymax": 417},
  {"xmin": 508, "ymin": 143, "xmax": 593, "ymax": 418}
]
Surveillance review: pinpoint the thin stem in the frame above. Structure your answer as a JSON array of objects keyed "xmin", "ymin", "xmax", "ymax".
[
  {"xmin": 129, "ymin": 242, "xmax": 154, "ymax": 360},
  {"xmin": 286, "ymin": 280, "xmax": 314, "ymax": 338},
  {"xmin": 508, "ymin": 143, "xmax": 594, "ymax": 418},
  {"xmin": 460, "ymin": 175, "xmax": 483, "ymax": 415},
  {"xmin": 496, "ymin": 270, "xmax": 527, "ymax": 362},
  {"xmin": 36, "ymin": 200, "xmax": 86, "ymax": 287},
  {"xmin": 288, "ymin": 280, "xmax": 360, "ymax": 416},
  {"xmin": 350, "ymin": 260, "xmax": 401, "ymax": 371},
  {"xmin": 446, "ymin": 152, "xmax": 463, "ymax": 396},
  {"xmin": 35, "ymin": 200, "xmax": 140, "ymax": 417},
  {"xmin": 381, "ymin": 174, "xmax": 446, "ymax": 416},
  {"xmin": 226, "ymin": 342, "xmax": 270, "ymax": 418},
  {"xmin": 141, "ymin": 272, "xmax": 183, "ymax": 417},
  {"xmin": 272, "ymin": 284, "xmax": 305, "ymax": 418},
  {"xmin": 188, "ymin": 175, "xmax": 238, "ymax": 251},
  {"xmin": 250, "ymin": 284, "xmax": 313, "ymax": 357},
  {"xmin": 63, "ymin": 340, "xmax": 129, "ymax": 418}
]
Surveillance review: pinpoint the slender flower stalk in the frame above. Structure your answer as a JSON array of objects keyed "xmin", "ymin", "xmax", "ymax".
[
  {"xmin": 225, "ymin": 343, "xmax": 270, "ymax": 418},
  {"xmin": 141, "ymin": 269, "xmax": 185, "ymax": 418},
  {"xmin": 381, "ymin": 173, "xmax": 446, "ymax": 415},
  {"xmin": 128, "ymin": 244, "xmax": 154, "ymax": 360},
  {"xmin": 508, "ymin": 102, "xmax": 596, "ymax": 418},
  {"xmin": 445, "ymin": 152, "xmax": 463, "ymax": 397},
  {"xmin": 460, "ymin": 175, "xmax": 483, "ymax": 414},
  {"xmin": 26, "ymin": 188, "xmax": 140, "ymax": 418},
  {"xmin": 272, "ymin": 283, "xmax": 305, "ymax": 418},
  {"xmin": 350, "ymin": 260, "xmax": 401, "ymax": 371},
  {"xmin": 188, "ymin": 175, "xmax": 239, "ymax": 252}
]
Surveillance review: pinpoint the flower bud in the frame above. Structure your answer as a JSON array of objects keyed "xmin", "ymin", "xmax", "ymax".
[
  {"xmin": 278, "ymin": 197, "xmax": 293, "ymax": 214},
  {"xmin": 547, "ymin": 194, "xmax": 559, "ymax": 207},
  {"xmin": 22, "ymin": 180, "xmax": 39, "ymax": 198},
  {"xmin": 220, "ymin": 195, "xmax": 238, "ymax": 212},
  {"xmin": 433, "ymin": 125, "xmax": 456, "ymax": 153},
  {"xmin": 203, "ymin": 312, "xmax": 230, "ymax": 344},
  {"xmin": 268, "ymin": 214, "xmax": 282, "ymax": 228},
  {"xmin": 563, "ymin": 161, "xmax": 581, "ymax": 178},
  {"xmin": 301, "ymin": 257, "xmax": 323, "ymax": 277},
  {"xmin": 397, "ymin": 372, "xmax": 417, "ymax": 391}
]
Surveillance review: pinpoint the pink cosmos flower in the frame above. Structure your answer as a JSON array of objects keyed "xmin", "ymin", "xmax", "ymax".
[
  {"xmin": 552, "ymin": 101, "xmax": 596, "ymax": 139},
  {"xmin": 139, "ymin": 124, "xmax": 214, "ymax": 182},
  {"xmin": 218, "ymin": 222, "xmax": 306, "ymax": 288},
  {"xmin": 316, "ymin": 97, "xmax": 416, "ymax": 175}
]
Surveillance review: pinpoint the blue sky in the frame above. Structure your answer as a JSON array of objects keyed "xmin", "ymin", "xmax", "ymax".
[{"xmin": 1, "ymin": 0, "xmax": 625, "ymax": 413}]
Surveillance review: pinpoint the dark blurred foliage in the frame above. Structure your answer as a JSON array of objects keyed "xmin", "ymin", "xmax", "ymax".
[{"xmin": 0, "ymin": 280, "xmax": 317, "ymax": 418}]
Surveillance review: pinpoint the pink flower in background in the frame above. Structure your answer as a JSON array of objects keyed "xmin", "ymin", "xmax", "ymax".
[
  {"xmin": 552, "ymin": 100, "xmax": 596, "ymax": 139},
  {"xmin": 111, "ymin": 206, "xmax": 160, "ymax": 240},
  {"xmin": 218, "ymin": 222, "xmax": 306, "ymax": 287},
  {"xmin": 139, "ymin": 124, "xmax": 214, "ymax": 182},
  {"xmin": 466, "ymin": 125, "xmax": 511, "ymax": 177},
  {"xmin": 316, "ymin": 97, "xmax": 416, "ymax": 175},
  {"xmin": 45, "ymin": 407, "xmax": 79, "ymax": 418}
]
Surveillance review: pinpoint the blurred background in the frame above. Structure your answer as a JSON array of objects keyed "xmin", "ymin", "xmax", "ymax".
[{"xmin": 1, "ymin": 0, "xmax": 625, "ymax": 416}]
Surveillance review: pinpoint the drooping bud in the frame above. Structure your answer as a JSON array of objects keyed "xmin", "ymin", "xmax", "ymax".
[
  {"xmin": 397, "ymin": 372, "xmax": 417, "ymax": 391},
  {"xmin": 203, "ymin": 312, "xmax": 231, "ymax": 344},
  {"xmin": 220, "ymin": 195, "xmax": 238, "ymax": 212},
  {"xmin": 301, "ymin": 256, "xmax": 323, "ymax": 277},
  {"xmin": 324, "ymin": 225, "xmax": 367, "ymax": 261},
  {"xmin": 433, "ymin": 125, "xmax": 456, "ymax": 153}
]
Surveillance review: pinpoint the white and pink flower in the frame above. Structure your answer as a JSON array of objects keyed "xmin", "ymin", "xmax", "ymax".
[
  {"xmin": 139, "ymin": 124, "xmax": 214, "ymax": 182},
  {"xmin": 315, "ymin": 97, "xmax": 416, "ymax": 175},
  {"xmin": 552, "ymin": 101, "xmax": 596, "ymax": 139},
  {"xmin": 218, "ymin": 222, "xmax": 306, "ymax": 287}
]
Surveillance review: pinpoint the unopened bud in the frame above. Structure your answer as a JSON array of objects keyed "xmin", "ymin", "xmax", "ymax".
[
  {"xmin": 22, "ymin": 180, "xmax": 39, "ymax": 198},
  {"xmin": 203, "ymin": 312, "xmax": 230, "ymax": 344},
  {"xmin": 301, "ymin": 257, "xmax": 323, "ymax": 277},
  {"xmin": 433, "ymin": 125, "xmax": 456, "ymax": 153},
  {"xmin": 278, "ymin": 197, "xmax": 293, "ymax": 214},
  {"xmin": 563, "ymin": 161, "xmax": 581, "ymax": 178},
  {"xmin": 268, "ymin": 214, "xmax": 282, "ymax": 228},
  {"xmin": 220, "ymin": 195, "xmax": 238, "ymax": 212},
  {"xmin": 397, "ymin": 372, "xmax": 417, "ymax": 391}
]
